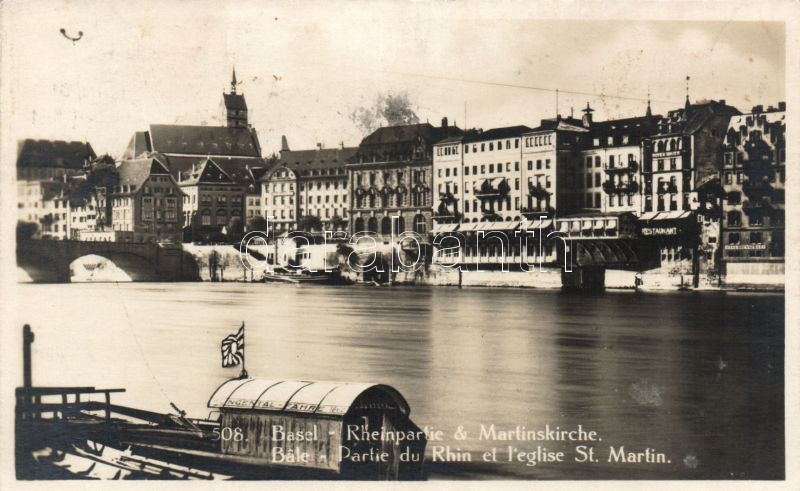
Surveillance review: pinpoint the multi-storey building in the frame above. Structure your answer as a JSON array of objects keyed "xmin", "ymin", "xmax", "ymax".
[
  {"xmin": 122, "ymin": 70, "xmax": 265, "ymax": 208},
  {"xmin": 261, "ymin": 165, "xmax": 298, "ymax": 234},
  {"xmin": 348, "ymin": 119, "xmax": 461, "ymax": 237},
  {"xmin": 578, "ymin": 103, "xmax": 659, "ymax": 214},
  {"xmin": 179, "ymin": 157, "xmax": 247, "ymax": 241},
  {"xmin": 16, "ymin": 139, "xmax": 96, "ymax": 181},
  {"xmin": 245, "ymin": 166, "xmax": 268, "ymax": 220},
  {"xmin": 638, "ymin": 98, "xmax": 741, "ymax": 276},
  {"xmin": 720, "ymin": 103, "xmax": 785, "ymax": 285},
  {"xmin": 273, "ymin": 143, "xmax": 357, "ymax": 231},
  {"xmin": 105, "ymin": 156, "xmax": 184, "ymax": 243},
  {"xmin": 520, "ymin": 115, "xmax": 588, "ymax": 218},
  {"xmin": 17, "ymin": 179, "xmax": 71, "ymax": 239}
]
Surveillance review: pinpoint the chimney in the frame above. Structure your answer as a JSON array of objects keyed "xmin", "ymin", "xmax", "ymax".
[
  {"xmin": 281, "ymin": 135, "xmax": 290, "ymax": 152},
  {"xmin": 752, "ymin": 105, "xmax": 763, "ymax": 114},
  {"xmin": 778, "ymin": 101, "xmax": 786, "ymax": 111},
  {"xmin": 441, "ymin": 116, "xmax": 448, "ymax": 129}
]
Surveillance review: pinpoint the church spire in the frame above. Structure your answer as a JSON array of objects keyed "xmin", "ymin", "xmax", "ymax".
[
  {"xmin": 684, "ymin": 75, "xmax": 691, "ymax": 111},
  {"xmin": 646, "ymin": 89, "xmax": 652, "ymax": 118},
  {"xmin": 231, "ymin": 66, "xmax": 238, "ymax": 94}
]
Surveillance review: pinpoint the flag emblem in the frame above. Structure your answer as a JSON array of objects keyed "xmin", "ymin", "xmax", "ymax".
[{"xmin": 221, "ymin": 324, "xmax": 245, "ymax": 368}]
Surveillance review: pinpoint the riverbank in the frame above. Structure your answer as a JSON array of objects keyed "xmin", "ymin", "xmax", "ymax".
[{"xmin": 182, "ymin": 245, "xmax": 783, "ymax": 292}]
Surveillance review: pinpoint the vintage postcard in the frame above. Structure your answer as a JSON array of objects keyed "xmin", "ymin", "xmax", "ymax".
[{"xmin": 0, "ymin": 0, "xmax": 797, "ymax": 489}]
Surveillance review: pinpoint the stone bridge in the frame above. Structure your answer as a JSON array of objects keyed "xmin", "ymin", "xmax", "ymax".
[{"xmin": 17, "ymin": 239, "xmax": 200, "ymax": 283}]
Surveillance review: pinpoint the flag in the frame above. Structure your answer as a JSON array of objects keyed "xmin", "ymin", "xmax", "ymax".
[{"xmin": 221, "ymin": 323, "xmax": 245, "ymax": 368}]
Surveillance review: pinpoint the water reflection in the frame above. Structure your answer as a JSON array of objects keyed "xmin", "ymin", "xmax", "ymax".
[{"xmin": 16, "ymin": 283, "xmax": 783, "ymax": 479}]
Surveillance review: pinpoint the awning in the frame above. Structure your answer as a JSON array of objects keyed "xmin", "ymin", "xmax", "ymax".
[
  {"xmin": 640, "ymin": 210, "xmax": 694, "ymax": 221},
  {"xmin": 431, "ymin": 222, "xmax": 459, "ymax": 234},
  {"xmin": 208, "ymin": 378, "xmax": 410, "ymax": 416},
  {"xmin": 582, "ymin": 220, "xmax": 592, "ymax": 231},
  {"xmin": 640, "ymin": 211, "xmax": 659, "ymax": 220},
  {"xmin": 459, "ymin": 222, "xmax": 479, "ymax": 231},
  {"xmin": 486, "ymin": 221, "xmax": 516, "ymax": 231},
  {"xmin": 521, "ymin": 219, "xmax": 553, "ymax": 231},
  {"xmin": 606, "ymin": 220, "xmax": 617, "ymax": 230},
  {"xmin": 570, "ymin": 221, "xmax": 581, "ymax": 232},
  {"xmin": 559, "ymin": 221, "xmax": 569, "ymax": 232},
  {"xmin": 593, "ymin": 219, "xmax": 604, "ymax": 230}
]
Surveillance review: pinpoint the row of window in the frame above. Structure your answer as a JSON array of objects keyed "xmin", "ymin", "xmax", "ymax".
[
  {"xmin": 300, "ymin": 180, "xmax": 347, "ymax": 191},
  {"xmin": 353, "ymin": 215, "xmax": 427, "ymax": 235},
  {"xmin": 356, "ymin": 191, "xmax": 428, "ymax": 209}
]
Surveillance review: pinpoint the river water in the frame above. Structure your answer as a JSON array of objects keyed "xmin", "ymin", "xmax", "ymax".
[{"xmin": 15, "ymin": 282, "xmax": 783, "ymax": 480}]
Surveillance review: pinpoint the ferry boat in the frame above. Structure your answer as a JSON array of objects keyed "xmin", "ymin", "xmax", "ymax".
[{"xmin": 15, "ymin": 325, "xmax": 424, "ymax": 480}]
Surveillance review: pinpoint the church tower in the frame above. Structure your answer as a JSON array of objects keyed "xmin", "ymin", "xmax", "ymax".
[{"xmin": 222, "ymin": 67, "xmax": 248, "ymax": 128}]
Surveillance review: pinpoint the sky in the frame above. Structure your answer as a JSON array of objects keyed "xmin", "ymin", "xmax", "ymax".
[{"xmin": 0, "ymin": 1, "xmax": 786, "ymax": 159}]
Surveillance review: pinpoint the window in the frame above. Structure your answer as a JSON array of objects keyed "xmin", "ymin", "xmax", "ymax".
[
  {"xmin": 515, "ymin": 178, "xmax": 520, "ymax": 190},
  {"xmin": 545, "ymin": 159, "xmax": 551, "ymax": 169},
  {"xmin": 414, "ymin": 214, "xmax": 427, "ymax": 234},
  {"xmin": 515, "ymin": 162, "xmax": 519, "ymax": 171},
  {"xmin": 595, "ymin": 156, "xmax": 601, "ymax": 168},
  {"xmin": 527, "ymin": 161, "xmax": 533, "ymax": 170},
  {"xmin": 657, "ymin": 159, "xmax": 664, "ymax": 171},
  {"xmin": 727, "ymin": 211, "xmax": 741, "ymax": 226},
  {"xmin": 750, "ymin": 231, "xmax": 762, "ymax": 243},
  {"xmin": 727, "ymin": 191, "xmax": 741, "ymax": 205},
  {"xmin": 586, "ymin": 157, "xmax": 592, "ymax": 169},
  {"xmin": 536, "ymin": 160, "xmax": 542, "ymax": 170},
  {"xmin": 489, "ymin": 164, "xmax": 494, "ymax": 173}
]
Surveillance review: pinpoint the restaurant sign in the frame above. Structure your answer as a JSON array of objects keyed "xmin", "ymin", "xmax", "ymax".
[
  {"xmin": 724, "ymin": 243, "xmax": 766, "ymax": 250},
  {"xmin": 640, "ymin": 226, "xmax": 679, "ymax": 236}
]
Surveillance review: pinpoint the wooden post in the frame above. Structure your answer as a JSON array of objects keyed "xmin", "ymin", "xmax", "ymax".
[
  {"xmin": 105, "ymin": 391, "xmax": 111, "ymax": 422},
  {"xmin": 23, "ymin": 324, "xmax": 33, "ymax": 389}
]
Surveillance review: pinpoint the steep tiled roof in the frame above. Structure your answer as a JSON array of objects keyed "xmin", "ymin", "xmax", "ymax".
[
  {"xmin": 178, "ymin": 157, "xmax": 235, "ymax": 186},
  {"xmin": 122, "ymin": 131, "xmax": 150, "ymax": 160},
  {"xmin": 359, "ymin": 123, "xmax": 462, "ymax": 147},
  {"xmin": 148, "ymin": 124, "xmax": 261, "ymax": 157},
  {"xmin": 658, "ymin": 100, "xmax": 741, "ymax": 135},
  {"xmin": 115, "ymin": 157, "xmax": 171, "ymax": 194},
  {"xmin": 16, "ymin": 139, "xmax": 96, "ymax": 169},
  {"xmin": 278, "ymin": 147, "xmax": 358, "ymax": 172},
  {"xmin": 462, "ymin": 125, "xmax": 532, "ymax": 144}
]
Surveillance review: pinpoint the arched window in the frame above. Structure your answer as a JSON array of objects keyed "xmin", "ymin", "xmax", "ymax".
[
  {"xmin": 414, "ymin": 214, "xmax": 427, "ymax": 234},
  {"xmin": 201, "ymin": 209, "xmax": 211, "ymax": 226},
  {"xmin": 657, "ymin": 141, "xmax": 666, "ymax": 152},
  {"xmin": 669, "ymin": 139, "xmax": 677, "ymax": 151},
  {"xmin": 395, "ymin": 216, "xmax": 406, "ymax": 234},
  {"xmin": 381, "ymin": 216, "xmax": 392, "ymax": 235},
  {"xmin": 216, "ymin": 209, "xmax": 227, "ymax": 225},
  {"xmin": 367, "ymin": 217, "xmax": 378, "ymax": 233},
  {"xmin": 369, "ymin": 194, "xmax": 376, "ymax": 208},
  {"xmin": 354, "ymin": 217, "xmax": 364, "ymax": 232}
]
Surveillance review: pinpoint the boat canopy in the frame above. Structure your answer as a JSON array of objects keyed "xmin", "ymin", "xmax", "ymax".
[{"xmin": 207, "ymin": 378, "xmax": 410, "ymax": 417}]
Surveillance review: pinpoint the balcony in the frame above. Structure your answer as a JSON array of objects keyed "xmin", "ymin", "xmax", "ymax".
[
  {"xmin": 742, "ymin": 180, "xmax": 774, "ymax": 200},
  {"xmin": 528, "ymin": 183, "xmax": 552, "ymax": 201},
  {"xmin": 602, "ymin": 180, "xmax": 639, "ymax": 195},
  {"xmin": 656, "ymin": 183, "xmax": 679, "ymax": 195},
  {"xmin": 604, "ymin": 161, "xmax": 638, "ymax": 173}
]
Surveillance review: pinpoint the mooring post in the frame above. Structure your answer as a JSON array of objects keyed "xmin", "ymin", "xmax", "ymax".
[
  {"xmin": 22, "ymin": 324, "xmax": 34, "ymax": 418},
  {"xmin": 23, "ymin": 324, "xmax": 33, "ymax": 389}
]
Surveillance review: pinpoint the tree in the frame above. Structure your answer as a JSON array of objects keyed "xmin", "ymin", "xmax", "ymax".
[
  {"xmin": 298, "ymin": 214, "xmax": 323, "ymax": 232},
  {"xmin": 350, "ymin": 91, "xmax": 420, "ymax": 135},
  {"xmin": 17, "ymin": 221, "xmax": 38, "ymax": 242},
  {"xmin": 227, "ymin": 216, "xmax": 244, "ymax": 242},
  {"xmin": 208, "ymin": 250, "xmax": 220, "ymax": 281},
  {"xmin": 247, "ymin": 215, "xmax": 270, "ymax": 233}
]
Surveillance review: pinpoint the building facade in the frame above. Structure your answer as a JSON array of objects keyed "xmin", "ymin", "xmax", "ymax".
[
  {"xmin": 106, "ymin": 156, "xmax": 184, "ymax": 243},
  {"xmin": 348, "ymin": 119, "xmax": 462, "ymax": 238},
  {"xmin": 179, "ymin": 157, "xmax": 246, "ymax": 241},
  {"xmin": 261, "ymin": 165, "xmax": 299, "ymax": 234},
  {"xmin": 272, "ymin": 143, "xmax": 357, "ymax": 232},
  {"xmin": 720, "ymin": 103, "xmax": 785, "ymax": 284},
  {"xmin": 17, "ymin": 180, "xmax": 71, "ymax": 239}
]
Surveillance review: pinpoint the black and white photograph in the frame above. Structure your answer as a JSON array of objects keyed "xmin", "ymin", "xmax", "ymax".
[{"xmin": 0, "ymin": 0, "xmax": 796, "ymax": 487}]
